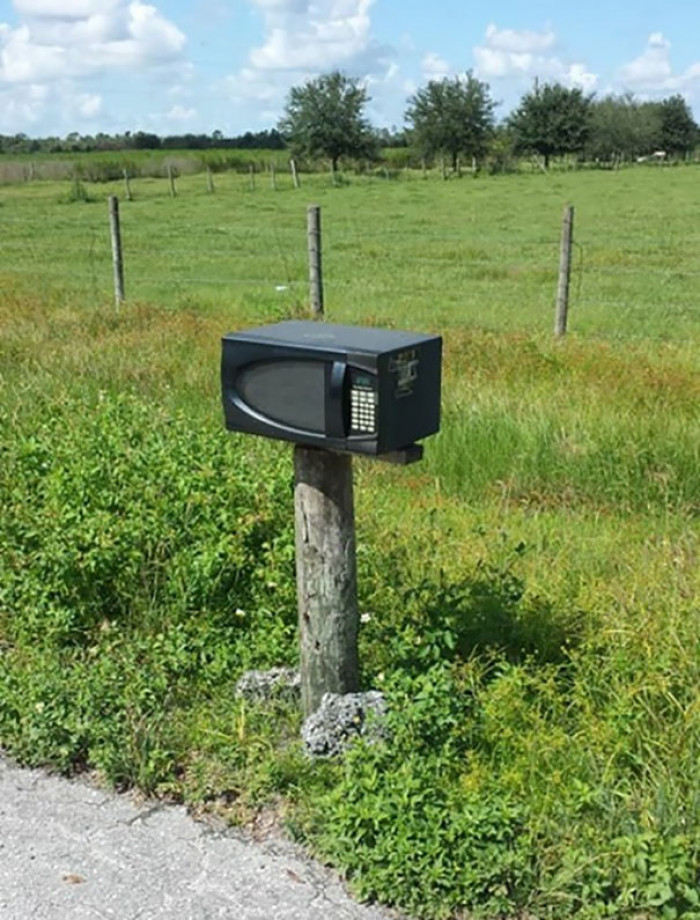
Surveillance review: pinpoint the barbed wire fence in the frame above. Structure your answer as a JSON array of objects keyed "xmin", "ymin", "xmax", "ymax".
[{"xmin": 2, "ymin": 187, "xmax": 700, "ymax": 341}]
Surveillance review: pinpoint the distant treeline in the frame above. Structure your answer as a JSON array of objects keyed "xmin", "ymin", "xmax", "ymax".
[{"xmin": 0, "ymin": 127, "xmax": 407, "ymax": 156}]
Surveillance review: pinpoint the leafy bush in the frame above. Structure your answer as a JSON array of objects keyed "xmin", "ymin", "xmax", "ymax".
[{"xmin": 0, "ymin": 392, "xmax": 298, "ymax": 786}]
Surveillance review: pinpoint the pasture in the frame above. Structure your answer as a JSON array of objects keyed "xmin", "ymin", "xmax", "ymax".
[{"xmin": 1, "ymin": 164, "xmax": 699, "ymax": 918}]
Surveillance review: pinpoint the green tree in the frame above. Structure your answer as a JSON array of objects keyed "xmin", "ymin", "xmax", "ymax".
[
  {"xmin": 509, "ymin": 82, "xmax": 592, "ymax": 168},
  {"xmin": 278, "ymin": 70, "xmax": 376, "ymax": 171},
  {"xmin": 405, "ymin": 72, "xmax": 495, "ymax": 171},
  {"xmin": 587, "ymin": 94, "xmax": 662, "ymax": 163},
  {"xmin": 657, "ymin": 95, "xmax": 697, "ymax": 156}
]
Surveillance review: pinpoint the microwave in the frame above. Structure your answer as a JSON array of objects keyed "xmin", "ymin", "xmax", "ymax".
[{"xmin": 221, "ymin": 320, "xmax": 442, "ymax": 457}]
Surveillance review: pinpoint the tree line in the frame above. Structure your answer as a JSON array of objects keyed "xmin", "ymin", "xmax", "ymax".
[
  {"xmin": 279, "ymin": 71, "xmax": 698, "ymax": 172},
  {"xmin": 2, "ymin": 72, "xmax": 697, "ymax": 171},
  {"xmin": 0, "ymin": 128, "xmax": 286, "ymax": 156}
]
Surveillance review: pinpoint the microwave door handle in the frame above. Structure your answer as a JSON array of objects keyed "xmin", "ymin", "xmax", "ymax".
[{"xmin": 327, "ymin": 360, "xmax": 348, "ymax": 439}]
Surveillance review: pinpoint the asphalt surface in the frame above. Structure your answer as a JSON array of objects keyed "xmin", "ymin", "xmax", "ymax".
[{"xmin": 0, "ymin": 754, "xmax": 401, "ymax": 920}]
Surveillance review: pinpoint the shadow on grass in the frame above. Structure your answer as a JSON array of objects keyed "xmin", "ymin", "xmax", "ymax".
[{"xmin": 361, "ymin": 560, "xmax": 582, "ymax": 679}]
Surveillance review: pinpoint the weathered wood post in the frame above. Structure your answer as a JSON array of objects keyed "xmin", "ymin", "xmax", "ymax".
[
  {"xmin": 307, "ymin": 204, "xmax": 324, "ymax": 316},
  {"xmin": 108, "ymin": 195, "xmax": 125, "ymax": 307},
  {"xmin": 206, "ymin": 166, "xmax": 215, "ymax": 194},
  {"xmin": 290, "ymin": 158, "xmax": 300, "ymax": 189},
  {"xmin": 294, "ymin": 446, "xmax": 360, "ymax": 717},
  {"xmin": 555, "ymin": 204, "xmax": 574, "ymax": 337},
  {"xmin": 123, "ymin": 168, "xmax": 132, "ymax": 201}
]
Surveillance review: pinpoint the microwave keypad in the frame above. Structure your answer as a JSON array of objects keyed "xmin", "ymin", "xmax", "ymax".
[{"xmin": 350, "ymin": 385, "xmax": 376, "ymax": 433}]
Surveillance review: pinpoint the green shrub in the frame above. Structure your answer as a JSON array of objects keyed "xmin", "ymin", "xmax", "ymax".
[{"xmin": 0, "ymin": 392, "xmax": 298, "ymax": 786}]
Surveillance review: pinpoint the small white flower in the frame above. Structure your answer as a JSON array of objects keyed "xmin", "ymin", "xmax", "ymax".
[{"xmin": 360, "ymin": 612, "xmax": 372, "ymax": 624}]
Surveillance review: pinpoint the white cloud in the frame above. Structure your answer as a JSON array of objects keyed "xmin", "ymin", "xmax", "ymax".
[
  {"xmin": 248, "ymin": 0, "xmax": 376, "ymax": 72},
  {"xmin": 0, "ymin": 0, "xmax": 186, "ymax": 84},
  {"xmin": 619, "ymin": 32, "xmax": 672, "ymax": 87},
  {"xmin": 0, "ymin": 0, "xmax": 186, "ymax": 132},
  {"xmin": 0, "ymin": 81, "xmax": 47, "ymax": 126},
  {"xmin": 567, "ymin": 62, "xmax": 597, "ymax": 93},
  {"xmin": 14, "ymin": 0, "xmax": 123, "ymax": 18},
  {"xmin": 473, "ymin": 22, "xmax": 597, "ymax": 92},
  {"xmin": 223, "ymin": 0, "xmax": 395, "ymax": 123},
  {"xmin": 167, "ymin": 103, "xmax": 196, "ymax": 121},
  {"xmin": 483, "ymin": 23, "xmax": 556, "ymax": 55},
  {"xmin": 77, "ymin": 92, "xmax": 102, "ymax": 117},
  {"xmin": 421, "ymin": 52, "xmax": 449, "ymax": 79},
  {"xmin": 616, "ymin": 33, "xmax": 700, "ymax": 106},
  {"xmin": 617, "ymin": 32, "xmax": 699, "ymax": 95}
]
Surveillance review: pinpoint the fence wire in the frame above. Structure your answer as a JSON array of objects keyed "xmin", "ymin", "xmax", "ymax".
[{"xmin": 2, "ymin": 205, "xmax": 700, "ymax": 341}]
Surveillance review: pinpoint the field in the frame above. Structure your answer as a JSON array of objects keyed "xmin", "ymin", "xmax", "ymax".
[{"xmin": 1, "ymin": 165, "xmax": 700, "ymax": 918}]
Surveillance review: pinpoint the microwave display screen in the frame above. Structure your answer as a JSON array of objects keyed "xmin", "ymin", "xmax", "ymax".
[{"xmin": 238, "ymin": 360, "xmax": 325, "ymax": 433}]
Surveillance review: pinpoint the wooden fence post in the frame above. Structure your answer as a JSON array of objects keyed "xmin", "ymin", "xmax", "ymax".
[
  {"xmin": 294, "ymin": 446, "xmax": 360, "ymax": 717},
  {"xmin": 206, "ymin": 166, "xmax": 215, "ymax": 194},
  {"xmin": 270, "ymin": 162, "xmax": 277, "ymax": 191},
  {"xmin": 555, "ymin": 204, "xmax": 574, "ymax": 337},
  {"xmin": 307, "ymin": 204, "xmax": 324, "ymax": 317},
  {"xmin": 290, "ymin": 158, "xmax": 300, "ymax": 189},
  {"xmin": 108, "ymin": 195, "xmax": 125, "ymax": 307},
  {"xmin": 123, "ymin": 169, "xmax": 132, "ymax": 201}
]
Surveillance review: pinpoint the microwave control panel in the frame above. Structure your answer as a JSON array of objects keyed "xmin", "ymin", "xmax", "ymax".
[{"xmin": 349, "ymin": 370, "xmax": 377, "ymax": 434}]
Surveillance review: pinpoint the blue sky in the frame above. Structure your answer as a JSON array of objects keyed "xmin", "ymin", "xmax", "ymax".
[{"xmin": 1, "ymin": 0, "xmax": 699, "ymax": 138}]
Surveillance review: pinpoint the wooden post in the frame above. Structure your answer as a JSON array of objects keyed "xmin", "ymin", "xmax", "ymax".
[
  {"xmin": 270, "ymin": 162, "xmax": 277, "ymax": 191},
  {"xmin": 123, "ymin": 169, "xmax": 132, "ymax": 201},
  {"xmin": 108, "ymin": 195, "xmax": 125, "ymax": 307},
  {"xmin": 555, "ymin": 204, "xmax": 574, "ymax": 337},
  {"xmin": 249, "ymin": 164, "xmax": 255, "ymax": 191},
  {"xmin": 307, "ymin": 204, "xmax": 324, "ymax": 317},
  {"xmin": 167, "ymin": 163, "xmax": 176, "ymax": 197},
  {"xmin": 206, "ymin": 166, "xmax": 215, "ymax": 193},
  {"xmin": 294, "ymin": 446, "xmax": 360, "ymax": 717},
  {"xmin": 290, "ymin": 158, "xmax": 300, "ymax": 189}
]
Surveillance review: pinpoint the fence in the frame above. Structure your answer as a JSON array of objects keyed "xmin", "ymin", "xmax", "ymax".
[{"xmin": 2, "ymin": 171, "xmax": 700, "ymax": 342}]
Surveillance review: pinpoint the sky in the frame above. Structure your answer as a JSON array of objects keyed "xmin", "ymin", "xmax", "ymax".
[{"xmin": 1, "ymin": 0, "xmax": 699, "ymax": 138}]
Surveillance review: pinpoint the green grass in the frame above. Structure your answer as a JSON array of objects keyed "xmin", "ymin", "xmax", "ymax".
[
  {"xmin": 1, "ymin": 165, "xmax": 700, "ymax": 918},
  {"xmin": 2, "ymin": 163, "xmax": 700, "ymax": 340}
]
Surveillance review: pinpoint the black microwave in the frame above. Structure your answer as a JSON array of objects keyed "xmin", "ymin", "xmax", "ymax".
[{"xmin": 221, "ymin": 320, "xmax": 442, "ymax": 456}]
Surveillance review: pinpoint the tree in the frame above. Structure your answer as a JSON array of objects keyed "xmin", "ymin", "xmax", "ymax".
[
  {"xmin": 509, "ymin": 82, "xmax": 592, "ymax": 168},
  {"xmin": 657, "ymin": 95, "xmax": 697, "ymax": 156},
  {"xmin": 405, "ymin": 72, "xmax": 495, "ymax": 170},
  {"xmin": 278, "ymin": 71, "xmax": 376, "ymax": 171},
  {"xmin": 587, "ymin": 94, "xmax": 662, "ymax": 163}
]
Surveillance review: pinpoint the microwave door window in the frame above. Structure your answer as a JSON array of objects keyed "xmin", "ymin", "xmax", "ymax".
[{"xmin": 238, "ymin": 360, "xmax": 326, "ymax": 433}]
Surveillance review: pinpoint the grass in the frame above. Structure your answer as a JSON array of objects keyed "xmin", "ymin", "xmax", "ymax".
[
  {"xmin": 1, "ymin": 164, "xmax": 700, "ymax": 918},
  {"xmin": 2, "ymin": 162, "xmax": 700, "ymax": 338}
]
